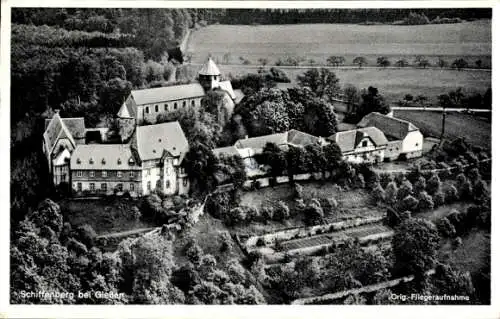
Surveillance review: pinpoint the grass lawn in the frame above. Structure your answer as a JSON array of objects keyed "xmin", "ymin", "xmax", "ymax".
[
  {"xmin": 393, "ymin": 111, "xmax": 491, "ymax": 149},
  {"xmin": 234, "ymin": 181, "xmax": 385, "ymax": 235},
  {"xmin": 415, "ymin": 201, "xmax": 473, "ymax": 222},
  {"xmin": 59, "ymin": 197, "xmax": 155, "ymax": 236},
  {"xmin": 172, "ymin": 213, "xmax": 246, "ymax": 267}
]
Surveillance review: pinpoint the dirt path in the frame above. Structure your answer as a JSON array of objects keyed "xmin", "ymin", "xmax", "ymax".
[{"xmin": 96, "ymin": 227, "xmax": 157, "ymax": 239}]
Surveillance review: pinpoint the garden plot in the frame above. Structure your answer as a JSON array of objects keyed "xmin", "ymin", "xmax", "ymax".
[{"xmin": 280, "ymin": 223, "xmax": 392, "ymax": 251}]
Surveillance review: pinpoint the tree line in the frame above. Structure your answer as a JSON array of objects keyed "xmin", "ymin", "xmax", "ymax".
[{"xmin": 213, "ymin": 9, "xmax": 490, "ymax": 25}]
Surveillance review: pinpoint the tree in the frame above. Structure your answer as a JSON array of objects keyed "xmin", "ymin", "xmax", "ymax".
[
  {"xmin": 436, "ymin": 217, "xmax": 456, "ymax": 238},
  {"xmin": 376, "ymin": 56, "xmax": 390, "ymax": 68},
  {"xmin": 184, "ymin": 141, "xmax": 218, "ymax": 195},
  {"xmin": 414, "ymin": 55, "xmax": 430, "ymax": 68},
  {"xmin": 432, "ymin": 263, "xmax": 475, "ymax": 303},
  {"xmin": 303, "ymin": 97, "xmax": 338, "ymax": 137},
  {"xmin": 343, "ymin": 84, "xmax": 360, "ymax": 113},
  {"xmin": 397, "ymin": 179, "xmax": 414, "ymax": 200},
  {"xmin": 426, "ymin": 173, "xmax": 442, "ymax": 196},
  {"xmin": 353, "ymin": 86, "xmax": 391, "ymax": 122},
  {"xmin": 257, "ymin": 57, "xmax": 269, "ymax": 67},
  {"xmin": 303, "ymin": 200, "xmax": 324, "ymax": 226},
  {"xmin": 451, "ymin": 58, "xmax": 468, "ymax": 70},
  {"xmin": 296, "ymin": 68, "xmax": 341, "ymax": 102},
  {"xmin": 323, "ymin": 143, "xmax": 342, "ymax": 171},
  {"xmin": 417, "ymin": 191, "xmax": 434, "ymax": 211},
  {"xmin": 261, "ymin": 142, "xmax": 287, "ymax": 176},
  {"xmin": 395, "ymin": 59, "xmax": 409, "ymax": 68},
  {"xmin": 385, "ymin": 181, "xmax": 398, "ymax": 205},
  {"xmin": 437, "ymin": 57, "xmax": 448, "ymax": 68},
  {"xmin": 393, "ymin": 218, "xmax": 440, "ymax": 278},
  {"xmin": 372, "ymin": 182, "xmax": 386, "ymax": 203},
  {"xmin": 327, "ymin": 55, "xmax": 345, "ymax": 67},
  {"xmin": 352, "ymin": 56, "xmax": 367, "ymax": 68},
  {"xmin": 305, "ymin": 143, "xmax": 326, "ymax": 173}
]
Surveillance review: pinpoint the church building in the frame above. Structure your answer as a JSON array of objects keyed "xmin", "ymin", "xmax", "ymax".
[{"xmin": 117, "ymin": 58, "xmax": 239, "ymax": 126}]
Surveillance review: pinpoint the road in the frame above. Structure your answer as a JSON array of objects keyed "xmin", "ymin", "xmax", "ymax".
[{"xmin": 392, "ymin": 106, "xmax": 491, "ymax": 113}]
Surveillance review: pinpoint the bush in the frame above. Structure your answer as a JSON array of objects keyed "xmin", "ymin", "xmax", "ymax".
[
  {"xmin": 303, "ymin": 201, "xmax": 324, "ymax": 226},
  {"xmin": 436, "ymin": 217, "xmax": 456, "ymax": 238},
  {"xmin": 456, "ymin": 174, "xmax": 473, "ymax": 200},
  {"xmin": 397, "ymin": 179, "xmax": 413, "ymax": 200},
  {"xmin": 261, "ymin": 206, "xmax": 274, "ymax": 220},
  {"xmin": 186, "ymin": 242, "xmax": 203, "ymax": 265},
  {"xmin": 273, "ymin": 201, "xmax": 290, "ymax": 221},
  {"xmin": 399, "ymin": 195, "xmax": 419, "ymax": 212},
  {"xmin": 427, "ymin": 173, "xmax": 442, "ymax": 196},
  {"xmin": 418, "ymin": 191, "xmax": 434, "ymax": 211},
  {"xmin": 385, "ymin": 181, "xmax": 398, "ymax": 204},
  {"xmin": 372, "ymin": 182, "xmax": 386, "ymax": 203},
  {"xmin": 76, "ymin": 224, "xmax": 97, "ymax": 248},
  {"xmin": 473, "ymin": 180, "xmax": 489, "ymax": 202},
  {"xmin": 293, "ymin": 183, "xmax": 304, "ymax": 199},
  {"xmin": 444, "ymin": 185, "xmax": 459, "ymax": 204}
]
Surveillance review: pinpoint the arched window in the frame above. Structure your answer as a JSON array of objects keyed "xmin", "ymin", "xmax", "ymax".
[
  {"xmin": 89, "ymin": 158, "xmax": 94, "ymax": 164},
  {"xmin": 183, "ymin": 101, "xmax": 186, "ymax": 107},
  {"xmin": 155, "ymin": 105, "xmax": 159, "ymax": 112},
  {"xmin": 145, "ymin": 106, "xmax": 150, "ymax": 114},
  {"xmin": 174, "ymin": 102, "xmax": 178, "ymax": 110},
  {"xmin": 191, "ymin": 100, "xmax": 195, "ymax": 107}
]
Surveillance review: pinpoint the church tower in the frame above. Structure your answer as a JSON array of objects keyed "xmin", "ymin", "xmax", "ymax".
[{"xmin": 198, "ymin": 57, "xmax": 221, "ymax": 91}]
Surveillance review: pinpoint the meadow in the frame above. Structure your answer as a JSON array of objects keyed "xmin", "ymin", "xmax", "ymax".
[
  {"xmin": 187, "ymin": 20, "xmax": 491, "ymax": 66},
  {"xmin": 393, "ymin": 110, "xmax": 491, "ymax": 149}
]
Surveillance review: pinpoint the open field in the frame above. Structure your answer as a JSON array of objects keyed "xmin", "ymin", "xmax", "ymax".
[
  {"xmin": 188, "ymin": 20, "xmax": 491, "ymax": 66},
  {"xmin": 59, "ymin": 198, "xmax": 155, "ymax": 236},
  {"xmin": 393, "ymin": 110, "xmax": 491, "ymax": 149}
]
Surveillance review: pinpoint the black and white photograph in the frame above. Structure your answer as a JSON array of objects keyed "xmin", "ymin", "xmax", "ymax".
[{"xmin": 1, "ymin": 1, "xmax": 498, "ymax": 317}]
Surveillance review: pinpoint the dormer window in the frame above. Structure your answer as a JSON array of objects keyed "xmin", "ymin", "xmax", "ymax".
[
  {"xmin": 76, "ymin": 158, "xmax": 81, "ymax": 164},
  {"xmin": 129, "ymin": 158, "xmax": 135, "ymax": 165},
  {"xmin": 102, "ymin": 158, "xmax": 106, "ymax": 165},
  {"xmin": 89, "ymin": 158, "xmax": 94, "ymax": 165},
  {"xmin": 117, "ymin": 158, "xmax": 122, "ymax": 165}
]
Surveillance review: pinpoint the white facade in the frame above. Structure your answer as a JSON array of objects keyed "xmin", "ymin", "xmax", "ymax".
[
  {"xmin": 342, "ymin": 137, "xmax": 385, "ymax": 164},
  {"xmin": 137, "ymin": 97, "xmax": 203, "ymax": 124},
  {"xmin": 401, "ymin": 130, "xmax": 424, "ymax": 155}
]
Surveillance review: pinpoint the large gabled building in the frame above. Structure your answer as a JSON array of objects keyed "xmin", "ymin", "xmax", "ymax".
[
  {"xmin": 357, "ymin": 112, "xmax": 423, "ymax": 160},
  {"xmin": 117, "ymin": 57, "xmax": 238, "ymax": 126},
  {"xmin": 328, "ymin": 127, "xmax": 388, "ymax": 164}
]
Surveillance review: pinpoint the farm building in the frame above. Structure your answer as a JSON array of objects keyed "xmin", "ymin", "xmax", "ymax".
[
  {"xmin": 328, "ymin": 127, "xmax": 388, "ymax": 164},
  {"xmin": 357, "ymin": 112, "xmax": 423, "ymax": 160},
  {"xmin": 117, "ymin": 57, "xmax": 237, "ymax": 126},
  {"xmin": 213, "ymin": 129, "xmax": 323, "ymax": 177}
]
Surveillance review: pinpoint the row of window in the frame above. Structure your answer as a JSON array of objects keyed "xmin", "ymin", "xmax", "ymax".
[
  {"xmin": 75, "ymin": 171, "xmax": 136, "ymax": 178},
  {"xmin": 76, "ymin": 157, "xmax": 135, "ymax": 166},
  {"xmin": 144, "ymin": 100, "xmax": 197, "ymax": 114},
  {"xmin": 77, "ymin": 182, "xmax": 135, "ymax": 192}
]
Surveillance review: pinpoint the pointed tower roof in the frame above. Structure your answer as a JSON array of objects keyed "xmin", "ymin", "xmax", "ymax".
[{"xmin": 199, "ymin": 57, "xmax": 221, "ymax": 76}]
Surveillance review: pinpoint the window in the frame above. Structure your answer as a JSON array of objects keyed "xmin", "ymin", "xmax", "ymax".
[
  {"xmin": 102, "ymin": 158, "xmax": 106, "ymax": 165},
  {"xmin": 155, "ymin": 105, "xmax": 159, "ymax": 112},
  {"xmin": 129, "ymin": 158, "xmax": 135, "ymax": 165},
  {"xmin": 191, "ymin": 100, "xmax": 195, "ymax": 107},
  {"xmin": 90, "ymin": 183, "xmax": 95, "ymax": 192},
  {"xmin": 117, "ymin": 158, "xmax": 122, "ymax": 165},
  {"xmin": 129, "ymin": 171, "xmax": 135, "ymax": 178},
  {"xmin": 174, "ymin": 102, "xmax": 178, "ymax": 110},
  {"xmin": 164, "ymin": 104, "xmax": 168, "ymax": 111},
  {"xmin": 145, "ymin": 106, "xmax": 150, "ymax": 114},
  {"xmin": 90, "ymin": 171, "xmax": 95, "ymax": 177},
  {"xmin": 101, "ymin": 183, "xmax": 107, "ymax": 192},
  {"xmin": 165, "ymin": 180, "xmax": 170, "ymax": 188},
  {"xmin": 415, "ymin": 143, "xmax": 419, "ymax": 147},
  {"xmin": 76, "ymin": 158, "xmax": 81, "ymax": 164},
  {"xmin": 89, "ymin": 158, "xmax": 94, "ymax": 165},
  {"xmin": 117, "ymin": 171, "xmax": 123, "ymax": 178},
  {"xmin": 183, "ymin": 101, "xmax": 187, "ymax": 108},
  {"xmin": 117, "ymin": 183, "xmax": 123, "ymax": 192},
  {"xmin": 156, "ymin": 180, "xmax": 162, "ymax": 189},
  {"xmin": 77, "ymin": 183, "xmax": 82, "ymax": 192},
  {"xmin": 102, "ymin": 171, "xmax": 107, "ymax": 177},
  {"xmin": 130, "ymin": 183, "xmax": 135, "ymax": 191},
  {"xmin": 77, "ymin": 171, "xmax": 82, "ymax": 177},
  {"xmin": 362, "ymin": 141, "xmax": 368, "ymax": 147},
  {"xmin": 183, "ymin": 178, "xmax": 188, "ymax": 187},
  {"xmin": 147, "ymin": 181, "xmax": 151, "ymax": 191}
]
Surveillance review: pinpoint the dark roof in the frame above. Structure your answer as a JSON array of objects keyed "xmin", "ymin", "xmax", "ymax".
[
  {"xmin": 328, "ymin": 127, "xmax": 388, "ymax": 153},
  {"xmin": 287, "ymin": 129, "xmax": 319, "ymax": 147},
  {"xmin": 357, "ymin": 112, "xmax": 419, "ymax": 140},
  {"xmin": 43, "ymin": 113, "xmax": 77, "ymax": 154},
  {"xmin": 134, "ymin": 121, "xmax": 189, "ymax": 162},
  {"xmin": 44, "ymin": 117, "xmax": 85, "ymax": 139},
  {"xmin": 71, "ymin": 144, "xmax": 141, "ymax": 170}
]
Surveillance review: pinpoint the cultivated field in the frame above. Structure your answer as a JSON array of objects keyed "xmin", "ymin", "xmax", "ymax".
[
  {"xmin": 393, "ymin": 110, "xmax": 491, "ymax": 149},
  {"xmin": 187, "ymin": 20, "xmax": 491, "ymax": 66}
]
